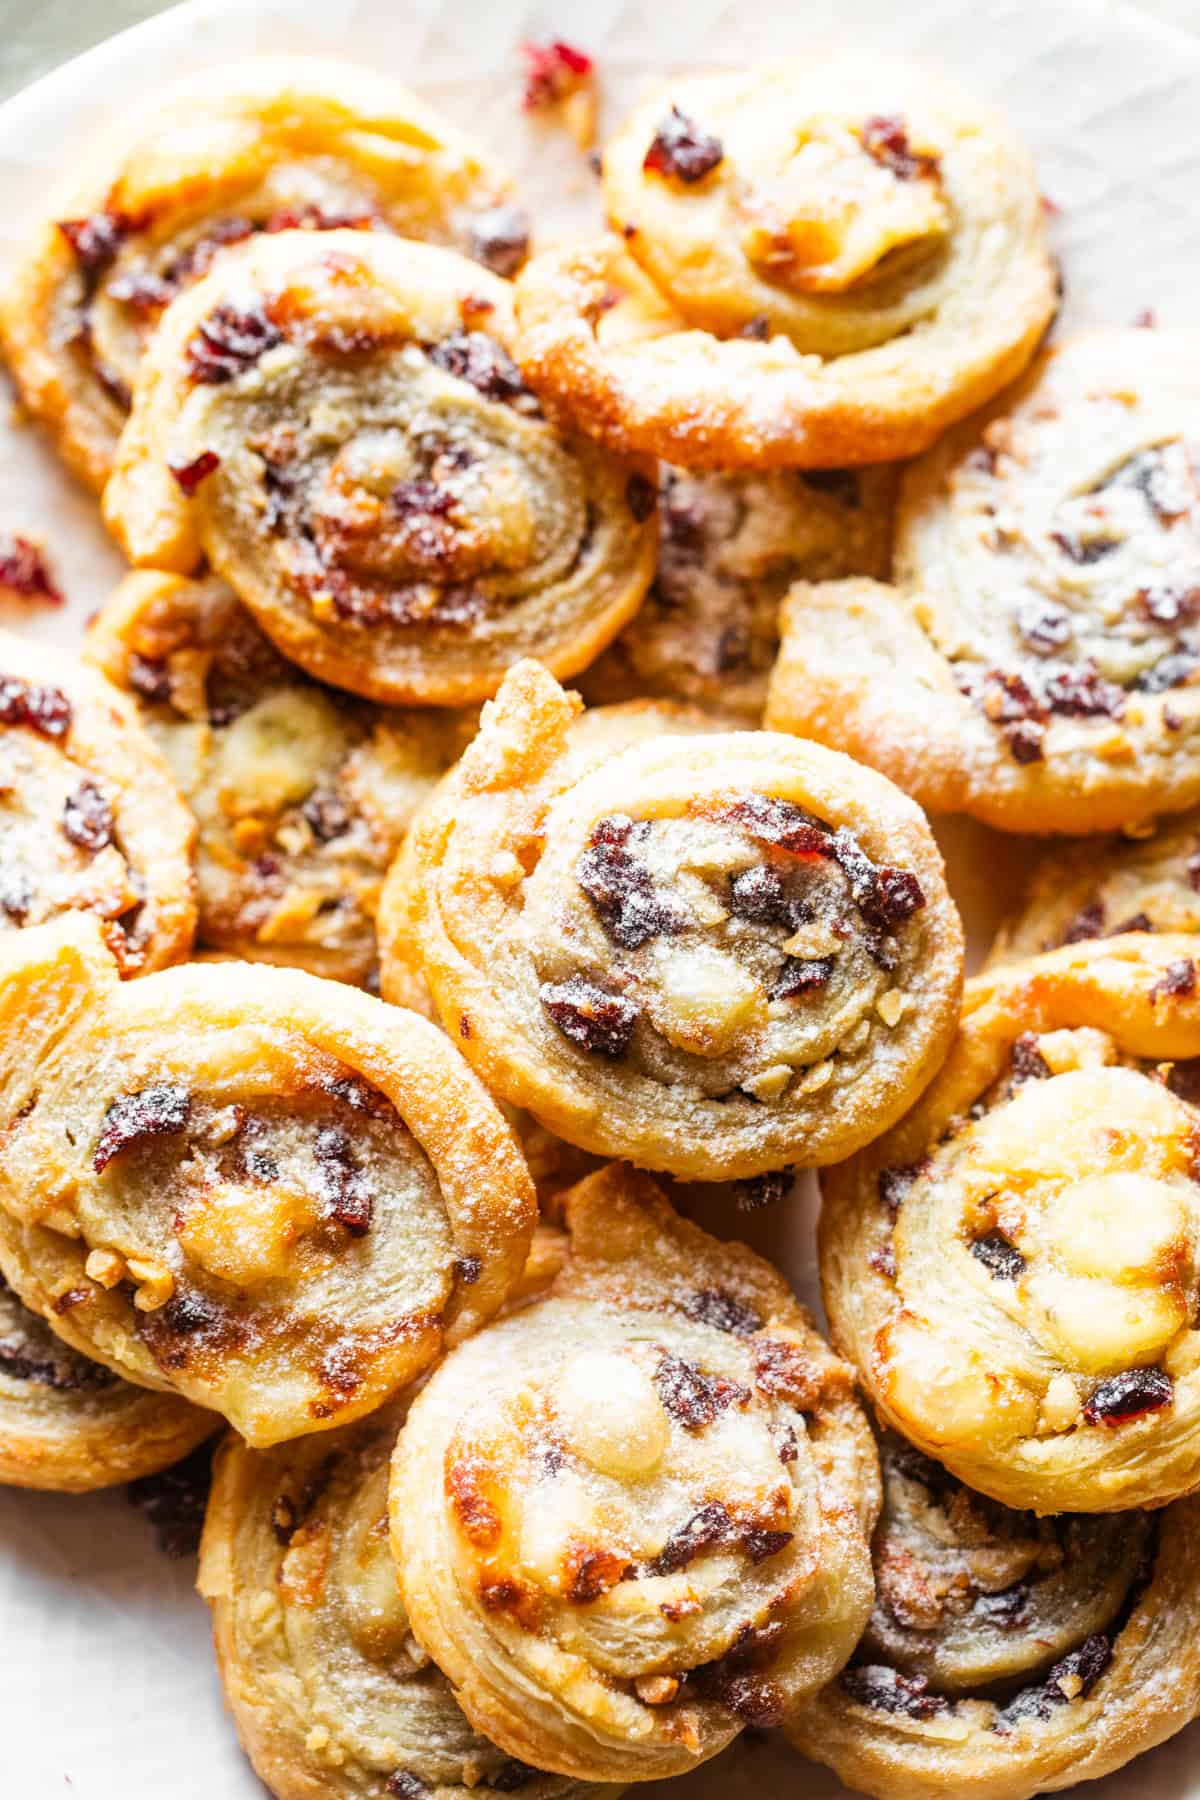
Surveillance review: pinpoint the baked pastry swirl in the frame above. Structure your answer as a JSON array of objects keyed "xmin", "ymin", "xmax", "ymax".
[
  {"xmin": 102, "ymin": 230, "xmax": 656, "ymax": 706},
  {"xmin": 87, "ymin": 570, "xmax": 470, "ymax": 984},
  {"xmin": 580, "ymin": 463, "xmax": 895, "ymax": 722},
  {"xmin": 200, "ymin": 1405, "xmax": 614, "ymax": 1800},
  {"xmin": 989, "ymin": 809, "xmax": 1200, "ymax": 968},
  {"xmin": 821, "ymin": 933, "xmax": 1200, "ymax": 1513},
  {"xmin": 0, "ymin": 1271, "xmax": 213, "ymax": 1492},
  {"xmin": 0, "ymin": 915, "xmax": 535, "ymax": 1446},
  {"xmin": 0, "ymin": 624, "xmax": 195, "ymax": 973},
  {"xmin": 0, "ymin": 56, "xmax": 527, "ymax": 494},
  {"xmin": 380, "ymin": 659, "xmax": 962, "ymax": 1180},
  {"xmin": 768, "ymin": 331, "xmax": 1200, "ymax": 833},
  {"xmin": 390, "ymin": 1163, "xmax": 880, "ymax": 1783},
  {"xmin": 786, "ymin": 1430, "xmax": 1200, "ymax": 1800},
  {"xmin": 514, "ymin": 60, "xmax": 1054, "ymax": 469}
]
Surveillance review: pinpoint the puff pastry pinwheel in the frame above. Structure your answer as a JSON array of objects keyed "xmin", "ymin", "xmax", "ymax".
[
  {"xmin": 768, "ymin": 331, "xmax": 1200, "ymax": 834},
  {"xmin": 787, "ymin": 1430, "xmax": 1200, "ymax": 1800},
  {"xmin": 380, "ymin": 659, "xmax": 963, "ymax": 1181},
  {"xmin": 0, "ymin": 623, "xmax": 195, "ymax": 973},
  {"xmin": 102, "ymin": 230, "xmax": 656, "ymax": 706},
  {"xmin": 200, "ymin": 1405, "xmax": 614, "ymax": 1800},
  {"xmin": 0, "ymin": 56, "xmax": 528, "ymax": 494},
  {"xmin": 580, "ymin": 463, "xmax": 894, "ymax": 723},
  {"xmin": 0, "ymin": 1271, "xmax": 213, "ymax": 1492},
  {"xmin": 389, "ymin": 1163, "xmax": 880, "ymax": 1783},
  {"xmin": 86, "ymin": 569, "xmax": 470, "ymax": 985},
  {"xmin": 989, "ymin": 808, "xmax": 1200, "ymax": 968},
  {"xmin": 513, "ymin": 60, "xmax": 1054, "ymax": 470},
  {"xmin": 820, "ymin": 932, "xmax": 1200, "ymax": 1513},
  {"xmin": 0, "ymin": 915, "xmax": 535, "ymax": 1447}
]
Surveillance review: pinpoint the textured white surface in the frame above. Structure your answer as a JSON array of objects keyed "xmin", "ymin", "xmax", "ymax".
[{"xmin": 1, "ymin": 1, "xmax": 1200, "ymax": 1795}]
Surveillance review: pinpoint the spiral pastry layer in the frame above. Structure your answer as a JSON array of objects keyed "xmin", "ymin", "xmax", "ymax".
[
  {"xmin": 514, "ymin": 60, "xmax": 1054, "ymax": 469},
  {"xmin": 87, "ymin": 570, "xmax": 472, "ymax": 984},
  {"xmin": 0, "ymin": 56, "xmax": 526, "ymax": 493},
  {"xmin": 380, "ymin": 659, "xmax": 962, "ymax": 1180},
  {"xmin": 821, "ymin": 933, "xmax": 1200, "ymax": 1512},
  {"xmin": 0, "ymin": 915, "xmax": 535, "ymax": 1445},
  {"xmin": 0, "ymin": 623, "xmax": 195, "ymax": 973},
  {"xmin": 0, "ymin": 1272, "xmax": 213, "ymax": 1492},
  {"xmin": 787, "ymin": 1430, "xmax": 1200, "ymax": 1800},
  {"xmin": 390, "ymin": 1163, "xmax": 879, "ymax": 1782},
  {"xmin": 768, "ymin": 331, "xmax": 1200, "ymax": 833},
  {"xmin": 580, "ymin": 463, "xmax": 895, "ymax": 723},
  {"xmin": 103, "ymin": 230, "xmax": 656, "ymax": 705},
  {"xmin": 199, "ymin": 1405, "xmax": 615, "ymax": 1800}
]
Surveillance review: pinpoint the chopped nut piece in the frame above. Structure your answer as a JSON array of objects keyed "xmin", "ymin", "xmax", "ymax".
[
  {"xmin": 742, "ymin": 1063, "xmax": 792, "ymax": 1101},
  {"xmin": 127, "ymin": 1255, "xmax": 175, "ymax": 1312},
  {"xmin": 876, "ymin": 989, "xmax": 909, "ymax": 1027},
  {"xmin": 84, "ymin": 1247, "xmax": 126, "ymax": 1288},
  {"xmin": 1039, "ymin": 1372, "xmax": 1082, "ymax": 1434},
  {"xmin": 796, "ymin": 1060, "xmax": 834, "ymax": 1095},
  {"xmin": 635, "ymin": 1675, "xmax": 681, "ymax": 1706}
]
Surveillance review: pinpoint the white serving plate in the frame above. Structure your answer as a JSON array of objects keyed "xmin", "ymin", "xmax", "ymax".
[{"xmin": 2, "ymin": 0, "xmax": 1200, "ymax": 1793}]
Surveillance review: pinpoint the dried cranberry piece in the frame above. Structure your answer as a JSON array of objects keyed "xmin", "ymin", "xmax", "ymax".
[
  {"xmin": 127, "ymin": 1441, "xmax": 214, "ymax": 1558},
  {"xmin": 386, "ymin": 1774, "xmax": 428, "ymax": 1799},
  {"xmin": 1150, "ymin": 957, "xmax": 1196, "ymax": 1002},
  {"xmin": 997, "ymin": 1634, "xmax": 1112, "ymax": 1729},
  {"xmin": 313, "ymin": 1126, "xmax": 374, "ymax": 1236},
  {"xmin": 860, "ymin": 115, "xmax": 939, "ymax": 181},
  {"xmin": 647, "ymin": 1499, "xmax": 731, "ymax": 1574},
  {"xmin": 468, "ymin": 205, "xmax": 532, "ymax": 277},
  {"xmin": 1043, "ymin": 666, "xmax": 1125, "ymax": 720},
  {"xmin": 302, "ymin": 790, "xmax": 351, "ymax": 842},
  {"xmin": 127, "ymin": 654, "xmax": 171, "ymax": 704},
  {"xmin": 626, "ymin": 473, "xmax": 656, "ymax": 522},
  {"xmin": 643, "ymin": 108, "xmax": 725, "ymax": 183},
  {"xmin": 575, "ymin": 816, "xmax": 686, "ymax": 949},
  {"xmin": 488, "ymin": 1763, "xmax": 539, "ymax": 1793},
  {"xmin": 0, "ymin": 871, "xmax": 32, "ymax": 925},
  {"xmin": 734, "ymin": 1167, "xmax": 793, "ymax": 1210},
  {"xmin": 654, "ymin": 1351, "xmax": 748, "ymax": 1431},
  {"xmin": 1007, "ymin": 721, "xmax": 1046, "ymax": 764},
  {"xmin": 728, "ymin": 792, "xmax": 831, "ymax": 859},
  {"xmin": 187, "ymin": 304, "xmax": 283, "ymax": 384},
  {"xmin": 1011, "ymin": 1032, "xmax": 1050, "ymax": 1081},
  {"xmin": 1136, "ymin": 649, "xmax": 1199, "ymax": 694},
  {"xmin": 771, "ymin": 954, "xmax": 835, "ymax": 999},
  {"xmin": 1083, "ymin": 1368, "xmax": 1173, "ymax": 1426},
  {"xmin": 57, "ymin": 209, "xmax": 139, "ymax": 277},
  {"xmin": 728, "ymin": 865, "xmax": 794, "ymax": 929},
  {"xmin": 427, "ymin": 331, "xmax": 534, "ymax": 408},
  {"xmin": 540, "ymin": 975, "xmax": 638, "ymax": 1058},
  {"xmin": 1051, "ymin": 529, "xmax": 1121, "ymax": 565},
  {"xmin": 1015, "ymin": 598, "xmax": 1071, "ymax": 656},
  {"xmin": 878, "ymin": 1163, "xmax": 924, "ymax": 1216},
  {"xmin": 0, "ymin": 535, "xmax": 63, "ymax": 606},
  {"xmin": 94, "ymin": 1084, "xmax": 191, "ymax": 1172},
  {"xmin": 683, "ymin": 1288, "xmax": 763, "ymax": 1336},
  {"xmin": 62, "ymin": 780, "xmax": 114, "ymax": 853},
  {"xmin": 842, "ymin": 1664, "xmax": 947, "ymax": 1718},
  {"xmin": 454, "ymin": 1254, "xmax": 482, "ymax": 1285},
  {"xmin": 520, "ymin": 39, "xmax": 593, "ymax": 110},
  {"xmin": 168, "ymin": 450, "xmax": 221, "ymax": 496},
  {"xmin": 0, "ymin": 675, "xmax": 71, "ymax": 740},
  {"xmin": 973, "ymin": 1583, "xmax": 1033, "ymax": 1629},
  {"xmin": 738, "ymin": 314, "xmax": 771, "ymax": 341},
  {"xmin": 1062, "ymin": 899, "xmax": 1105, "ymax": 943},
  {"xmin": 971, "ymin": 1233, "xmax": 1026, "ymax": 1281},
  {"xmin": 742, "ymin": 1527, "xmax": 794, "ymax": 1564},
  {"xmin": 1137, "ymin": 585, "xmax": 1200, "ymax": 624},
  {"xmin": 1112, "ymin": 911, "xmax": 1153, "ymax": 935}
]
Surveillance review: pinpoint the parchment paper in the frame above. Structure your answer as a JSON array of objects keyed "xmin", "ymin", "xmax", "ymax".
[{"xmin": 1, "ymin": 0, "xmax": 1199, "ymax": 1793}]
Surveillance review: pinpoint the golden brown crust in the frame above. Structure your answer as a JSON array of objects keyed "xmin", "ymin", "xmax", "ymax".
[
  {"xmin": 787, "ymin": 1433, "xmax": 1200, "ymax": 1800},
  {"xmin": 200, "ymin": 1410, "xmax": 613, "ymax": 1800},
  {"xmin": 767, "ymin": 333, "xmax": 1200, "ymax": 834},
  {"xmin": 0, "ymin": 915, "xmax": 535, "ymax": 1446},
  {"xmin": 821, "ymin": 933, "xmax": 1200, "ymax": 1513},
  {"xmin": 988, "ymin": 809, "xmax": 1200, "ymax": 967},
  {"xmin": 0, "ymin": 624, "xmax": 195, "ymax": 973},
  {"xmin": 86, "ymin": 570, "xmax": 472, "ymax": 984},
  {"xmin": 102, "ymin": 230, "xmax": 656, "ymax": 707},
  {"xmin": 380, "ymin": 659, "xmax": 963, "ymax": 1181},
  {"xmin": 0, "ymin": 55, "xmax": 525, "ymax": 494},
  {"xmin": 0, "ymin": 1272, "xmax": 213, "ymax": 1491},
  {"xmin": 580, "ymin": 463, "xmax": 895, "ymax": 723},
  {"xmin": 513, "ymin": 63, "xmax": 1053, "ymax": 469},
  {"xmin": 390, "ymin": 1163, "xmax": 879, "ymax": 1783}
]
